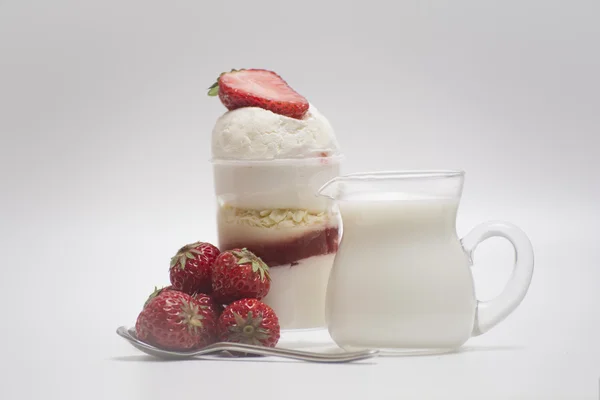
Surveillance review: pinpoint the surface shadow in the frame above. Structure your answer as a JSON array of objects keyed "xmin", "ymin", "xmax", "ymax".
[
  {"xmin": 202, "ymin": 356, "xmax": 376, "ymax": 365},
  {"xmin": 455, "ymin": 344, "xmax": 525, "ymax": 353},
  {"xmin": 374, "ymin": 344, "xmax": 525, "ymax": 358},
  {"xmin": 111, "ymin": 355, "xmax": 183, "ymax": 362},
  {"xmin": 110, "ymin": 354, "xmax": 376, "ymax": 365}
]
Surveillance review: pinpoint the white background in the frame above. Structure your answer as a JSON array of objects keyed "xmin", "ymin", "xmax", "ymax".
[{"xmin": 1, "ymin": 0, "xmax": 599, "ymax": 399}]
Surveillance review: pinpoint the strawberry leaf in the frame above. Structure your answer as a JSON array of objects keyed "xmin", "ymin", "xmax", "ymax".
[
  {"xmin": 251, "ymin": 313, "xmax": 263, "ymax": 328},
  {"xmin": 253, "ymin": 328, "xmax": 270, "ymax": 340},
  {"xmin": 207, "ymin": 81, "xmax": 219, "ymax": 96},
  {"xmin": 233, "ymin": 311, "xmax": 246, "ymax": 327},
  {"xmin": 179, "ymin": 300, "xmax": 199, "ymax": 329},
  {"xmin": 232, "ymin": 250, "xmax": 246, "ymax": 258},
  {"xmin": 237, "ymin": 257, "xmax": 253, "ymax": 265},
  {"xmin": 231, "ymin": 248, "xmax": 271, "ymax": 281},
  {"xmin": 144, "ymin": 286, "xmax": 165, "ymax": 308}
]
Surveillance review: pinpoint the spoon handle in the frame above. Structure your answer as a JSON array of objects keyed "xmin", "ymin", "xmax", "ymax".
[{"xmin": 203, "ymin": 342, "xmax": 378, "ymax": 363}]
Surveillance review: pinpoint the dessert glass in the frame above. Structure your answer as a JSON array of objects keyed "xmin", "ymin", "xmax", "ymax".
[{"xmin": 212, "ymin": 156, "xmax": 341, "ymax": 330}]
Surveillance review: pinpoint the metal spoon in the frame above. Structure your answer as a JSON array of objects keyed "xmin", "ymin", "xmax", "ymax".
[{"xmin": 117, "ymin": 326, "xmax": 378, "ymax": 363}]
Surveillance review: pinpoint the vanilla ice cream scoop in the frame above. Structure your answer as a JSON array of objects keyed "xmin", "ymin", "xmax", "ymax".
[{"xmin": 211, "ymin": 105, "xmax": 340, "ymax": 160}]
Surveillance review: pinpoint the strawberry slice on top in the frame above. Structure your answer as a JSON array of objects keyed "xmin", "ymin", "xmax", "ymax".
[{"xmin": 208, "ymin": 69, "xmax": 309, "ymax": 119}]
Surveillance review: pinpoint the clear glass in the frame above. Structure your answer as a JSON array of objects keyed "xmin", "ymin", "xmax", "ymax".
[
  {"xmin": 212, "ymin": 156, "xmax": 342, "ymax": 330},
  {"xmin": 319, "ymin": 171, "xmax": 534, "ymax": 354}
]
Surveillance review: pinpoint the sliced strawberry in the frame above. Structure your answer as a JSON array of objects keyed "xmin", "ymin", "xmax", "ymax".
[{"xmin": 208, "ymin": 69, "xmax": 309, "ymax": 119}]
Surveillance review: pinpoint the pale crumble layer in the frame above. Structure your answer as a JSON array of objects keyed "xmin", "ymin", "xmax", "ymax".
[{"xmin": 220, "ymin": 205, "xmax": 331, "ymax": 228}]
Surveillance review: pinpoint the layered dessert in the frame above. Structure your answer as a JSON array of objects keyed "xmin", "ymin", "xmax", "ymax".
[{"xmin": 208, "ymin": 69, "xmax": 341, "ymax": 329}]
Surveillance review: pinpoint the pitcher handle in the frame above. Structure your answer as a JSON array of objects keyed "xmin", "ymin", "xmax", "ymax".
[{"xmin": 461, "ymin": 221, "xmax": 534, "ymax": 336}]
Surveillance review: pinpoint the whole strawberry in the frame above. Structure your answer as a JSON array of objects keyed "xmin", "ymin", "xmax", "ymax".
[
  {"xmin": 218, "ymin": 298, "xmax": 280, "ymax": 347},
  {"xmin": 192, "ymin": 292, "xmax": 223, "ymax": 317},
  {"xmin": 143, "ymin": 285, "xmax": 176, "ymax": 308},
  {"xmin": 135, "ymin": 290, "xmax": 217, "ymax": 350},
  {"xmin": 169, "ymin": 241, "xmax": 220, "ymax": 295},
  {"xmin": 207, "ymin": 69, "xmax": 309, "ymax": 119},
  {"xmin": 211, "ymin": 248, "xmax": 271, "ymax": 304}
]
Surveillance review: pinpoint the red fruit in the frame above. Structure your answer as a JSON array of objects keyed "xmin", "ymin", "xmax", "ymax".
[
  {"xmin": 218, "ymin": 298, "xmax": 280, "ymax": 347},
  {"xmin": 211, "ymin": 248, "xmax": 271, "ymax": 304},
  {"xmin": 143, "ymin": 285, "xmax": 176, "ymax": 308},
  {"xmin": 207, "ymin": 69, "xmax": 309, "ymax": 119},
  {"xmin": 192, "ymin": 292, "xmax": 223, "ymax": 317},
  {"xmin": 135, "ymin": 290, "xmax": 217, "ymax": 350},
  {"xmin": 169, "ymin": 241, "xmax": 220, "ymax": 295}
]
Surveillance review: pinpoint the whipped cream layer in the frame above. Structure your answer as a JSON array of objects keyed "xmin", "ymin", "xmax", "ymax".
[
  {"xmin": 213, "ymin": 160, "xmax": 340, "ymax": 210},
  {"xmin": 212, "ymin": 105, "xmax": 340, "ymax": 160}
]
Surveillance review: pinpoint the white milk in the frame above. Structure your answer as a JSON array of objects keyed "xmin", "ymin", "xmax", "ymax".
[{"xmin": 325, "ymin": 195, "xmax": 477, "ymax": 351}]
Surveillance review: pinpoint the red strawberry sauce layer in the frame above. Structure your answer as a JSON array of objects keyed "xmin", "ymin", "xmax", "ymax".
[{"xmin": 221, "ymin": 227, "xmax": 339, "ymax": 267}]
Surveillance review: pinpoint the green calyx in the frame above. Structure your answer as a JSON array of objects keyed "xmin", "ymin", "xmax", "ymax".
[
  {"xmin": 228, "ymin": 311, "xmax": 271, "ymax": 345},
  {"xmin": 179, "ymin": 299, "xmax": 205, "ymax": 332},
  {"xmin": 169, "ymin": 241, "xmax": 203, "ymax": 270},
  {"xmin": 207, "ymin": 82, "xmax": 219, "ymax": 96},
  {"xmin": 207, "ymin": 68, "xmax": 242, "ymax": 96},
  {"xmin": 231, "ymin": 248, "xmax": 271, "ymax": 281},
  {"xmin": 144, "ymin": 285, "xmax": 166, "ymax": 308}
]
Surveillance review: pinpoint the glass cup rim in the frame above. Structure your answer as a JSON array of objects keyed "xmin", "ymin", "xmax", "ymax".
[
  {"xmin": 210, "ymin": 154, "xmax": 344, "ymax": 166},
  {"xmin": 338, "ymin": 170, "xmax": 465, "ymax": 180}
]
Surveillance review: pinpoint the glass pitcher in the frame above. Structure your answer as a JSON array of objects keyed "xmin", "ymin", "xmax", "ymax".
[{"xmin": 318, "ymin": 171, "xmax": 534, "ymax": 354}]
